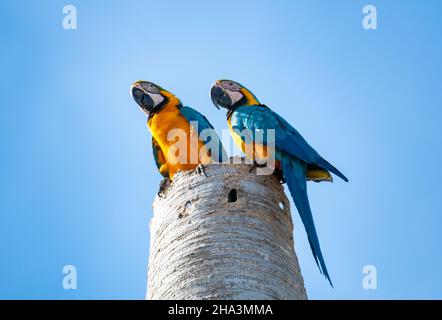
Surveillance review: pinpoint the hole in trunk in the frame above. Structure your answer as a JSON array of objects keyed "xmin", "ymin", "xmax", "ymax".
[
  {"xmin": 228, "ymin": 189, "xmax": 237, "ymax": 203},
  {"xmin": 184, "ymin": 200, "xmax": 192, "ymax": 212}
]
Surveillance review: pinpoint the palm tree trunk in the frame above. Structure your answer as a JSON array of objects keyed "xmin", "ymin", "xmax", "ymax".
[{"xmin": 147, "ymin": 158, "xmax": 307, "ymax": 300}]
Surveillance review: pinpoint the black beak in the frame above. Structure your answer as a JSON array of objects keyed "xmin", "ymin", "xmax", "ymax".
[
  {"xmin": 210, "ymin": 85, "xmax": 231, "ymax": 110},
  {"xmin": 131, "ymin": 86, "xmax": 154, "ymax": 114},
  {"xmin": 210, "ymin": 85, "xmax": 222, "ymax": 109}
]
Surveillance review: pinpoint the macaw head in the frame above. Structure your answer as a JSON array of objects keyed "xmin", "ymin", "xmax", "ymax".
[
  {"xmin": 210, "ymin": 79, "xmax": 260, "ymax": 111},
  {"xmin": 130, "ymin": 80, "xmax": 180, "ymax": 116}
]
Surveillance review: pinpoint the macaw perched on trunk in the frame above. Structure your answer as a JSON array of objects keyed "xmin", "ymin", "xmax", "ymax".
[
  {"xmin": 210, "ymin": 79, "xmax": 348, "ymax": 286},
  {"xmin": 130, "ymin": 80, "xmax": 227, "ymax": 185}
]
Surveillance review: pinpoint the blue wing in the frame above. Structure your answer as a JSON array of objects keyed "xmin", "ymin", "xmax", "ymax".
[
  {"xmin": 230, "ymin": 105, "xmax": 348, "ymax": 182},
  {"xmin": 230, "ymin": 105, "xmax": 348, "ymax": 286},
  {"xmin": 179, "ymin": 106, "xmax": 228, "ymax": 163},
  {"xmin": 151, "ymin": 136, "xmax": 169, "ymax": 178}
]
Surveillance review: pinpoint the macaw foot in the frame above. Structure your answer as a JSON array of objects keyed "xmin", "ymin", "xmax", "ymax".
[
  {"xmin": 273, "ymin": 168, "xmax": 286, "ymax": 184},
  {"xmin": 196, "ymin": 164, "xmax": 208, "ymax": 177},
  {"xmin": 249, "ymin": 161, "xmax": 267, "ymax": 174},
  {"xmin": 157, "ymin": 178, "xmax": 171, "ymax": 198}
]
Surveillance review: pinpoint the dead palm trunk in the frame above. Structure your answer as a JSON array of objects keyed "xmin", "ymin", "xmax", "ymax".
[{"xmin": 147, "ymin": 158, "xmax": 307, "ymax": 300}]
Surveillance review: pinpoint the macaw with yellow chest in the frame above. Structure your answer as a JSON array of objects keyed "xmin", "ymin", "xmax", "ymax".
[
  {"xmin": 211, "ymin": 79, "xmax": 348, "ymax": 286},
  {"xmin": 130, "ymin": 80, "xmax": 227, "ymax": 187}
]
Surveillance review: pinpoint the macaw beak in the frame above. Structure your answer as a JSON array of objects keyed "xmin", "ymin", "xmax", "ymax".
[
  {"xmin": 130, "ymin": 84, "xmax": 155, "ymax": 115},
  {"xmin": 210, "ymin": 84, "xmax": 222, "ymax": 110},
  {"xmin": 210, "ymin": 83, "xmax": 231, "ymax": 110}
]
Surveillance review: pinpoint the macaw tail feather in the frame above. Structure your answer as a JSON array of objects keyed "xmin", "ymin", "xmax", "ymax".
[
  {"xmin": 316, "ymin": 158, "xmax": 349, "ymax": 182},
  {"xmin": 281, "ymin": 155, "xmax": 333, "ymax": 287}
]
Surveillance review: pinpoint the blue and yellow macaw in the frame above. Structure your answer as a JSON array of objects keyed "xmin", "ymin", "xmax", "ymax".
[
  {"xmin": 130, "ymin": 80, "xmax": 227, "ymax": 182},
  {"xmin": 211, "ymin": 79, "xmax": 348, "ymax": 285}
]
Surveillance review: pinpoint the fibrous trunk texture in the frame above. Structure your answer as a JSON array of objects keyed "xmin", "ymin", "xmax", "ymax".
[{"xmin": 147, "ymin": 159, "xmax": 307, "ymax": 300}]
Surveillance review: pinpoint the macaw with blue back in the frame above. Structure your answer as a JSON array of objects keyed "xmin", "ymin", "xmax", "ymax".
[
  {"xmin": 130, "ymin": 80, "xmax": 227, "ymax": 189},
  {"xmin": 210, "ymin": 79, "xmax": 348, "ymax": 286}
]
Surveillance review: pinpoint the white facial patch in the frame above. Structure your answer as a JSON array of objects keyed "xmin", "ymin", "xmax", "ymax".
[
  {"xmin": 227, "ymin": 91, "xmax": 243, "ymax": 105},
  {"xmin": 149, "ymin": 93, "xmax": 165, "ymax": 107}
]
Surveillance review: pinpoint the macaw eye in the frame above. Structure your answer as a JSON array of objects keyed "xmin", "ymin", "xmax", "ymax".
[
  {"xmin": 221, "ymin": 80, "xmax": 239, "ymax": 91},
  {"xmin": 142, "ymin": 82, "xmax": 159, "ymax": 93}
]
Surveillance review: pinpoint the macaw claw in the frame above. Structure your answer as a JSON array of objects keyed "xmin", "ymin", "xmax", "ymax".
[
  {"xmin": 157, "ymin": 178, "xmax": 171, "ymax": 198},
  {"xmin": 196, "ymin": 164, "xmax": 208, "ymax": 177},
  {"xmin": 273, "ymin": 168, "xmax": 286, "ymax": 184},
  {"xmin": 249, "ymin": 161, "xmax": 267, "ymax": 174}
]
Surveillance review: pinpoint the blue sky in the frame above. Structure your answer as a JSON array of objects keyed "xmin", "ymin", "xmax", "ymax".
[{"xmin": 1, "ymin": 0, "xmax": 441, "ymax": 299}]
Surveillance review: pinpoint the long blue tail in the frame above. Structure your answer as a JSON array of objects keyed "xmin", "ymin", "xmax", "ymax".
[{"xmin": 281, "ymin": 155, "xmax": 333, "ymax": 287}]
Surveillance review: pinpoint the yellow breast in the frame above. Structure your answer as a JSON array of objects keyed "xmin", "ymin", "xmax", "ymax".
[
  {"xmin": 148, "ymin": 104, "xmax": 211, "ymax": 178},
  {"xmin": 228, "ymin": 118, "xmax": 272, "ymax": 164}
]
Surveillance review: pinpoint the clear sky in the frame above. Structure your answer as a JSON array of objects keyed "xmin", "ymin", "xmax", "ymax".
[{"xmin": 1, "ymin": 0, "xmax": 441, "ymax": 299}]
